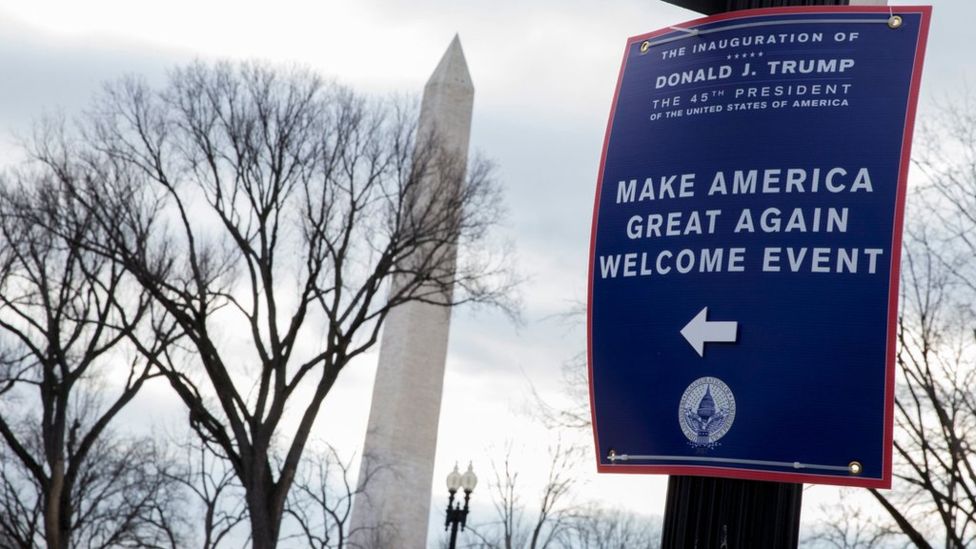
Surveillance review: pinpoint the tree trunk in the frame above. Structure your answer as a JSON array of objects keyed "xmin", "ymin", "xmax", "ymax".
[
  {"xmin": 246, "ymin": 486, "xmax": 278, "ymax": 549},
  {"xmin": 243, "ymin": 451, "xmax": 288, "ymax": 549},
  {"xmin": 44, "ymin": 459, "xmax": 69, "ymax": 549}
]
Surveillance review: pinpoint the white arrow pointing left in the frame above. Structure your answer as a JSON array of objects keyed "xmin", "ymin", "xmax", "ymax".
[{"xmin": 680, "ymin": 306, "xmax": 738, "ymax": 357}]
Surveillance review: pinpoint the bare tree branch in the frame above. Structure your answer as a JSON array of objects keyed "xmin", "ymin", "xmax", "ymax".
[
  {"xmin": 863, "ymin": 91, "xmax": 976, "ymax": 548},
  {"xmin": 0, "ymin": 141, "xmax": 186, "ymax": 548},
  {"xmin": 28, "ymin": 61, "xmax": 515, "ymax": 548}
]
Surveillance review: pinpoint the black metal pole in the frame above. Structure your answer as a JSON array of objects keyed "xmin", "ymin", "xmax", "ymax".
[
  {"xmin": 445, "ymin": 489, "xmax": 472, "ymax": 549},
  {"xmin": 445, "ymin": 490, "xmax": 460, "ymax": 549},
  {"xmin": 448, "ymin": 519, "xmax": 460, "ymax": 549},
  {"xmin": 661, "ymin": 476, "xmax": 802, "ymax": 548},
  {"xmin": 657, "ymin": 2, "xmax": 860, "ymax": 548}
]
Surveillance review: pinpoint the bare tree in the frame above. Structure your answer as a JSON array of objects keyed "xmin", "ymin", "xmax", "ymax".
[
  {"xmin": 860, "ymin": 94, "xmax": 976, "ymax": 548},
  {"xmin": 0, "ymin": 397, "xmax": 189, "ymax": 549},
  {"xmin": 164, "ymin": 436, "xmax": 248, "ymax": 549},
  {"xmin": 517, "ymin": 308, "xmax": 668, "ymax": 549},
  {"xmin": 30, "ymin": 61, "xmax": 512, "ymax": 548},
  {"xmin": 467, "ymin": 442, "xmax": 578, "ymax": 549},
  {"xmin": 0, "ymin": 443, "xmax": 43, "ymax": 546},
  {"xmin": 863, "ymin": 218, "xmax": 976, "ymax": 549},
  {"xmin": 65, "ymin": 432, "xmax": 188, "ymax": 548},
  {"xmin": 0, "ymin": 158, "xmax": 184, "ymax": 548},
  {"xmin": 806, "ymin": 490, "xmax": 899, "ymax": 549},
  {"xmin": 462, "ymin": 442, "xmax": 661, "ymax": 549},
  {"xmin": 527, "ymin": 302, "xmax": 593, "ymax": 436},
  {"xmin": 531, "ymin": 352, "xmax": 590, "ymax": 433},
  {"xmin": 561, "ymin": 504, "xmax": 660, "ymax": 549},
  {"xmin": 281, "ymin": 443, "xmax": 383, "ymax": 549}
]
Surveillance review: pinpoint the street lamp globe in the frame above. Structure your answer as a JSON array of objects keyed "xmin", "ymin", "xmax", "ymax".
[
  {"xmin": 461, "ymin": 462, "xmax": 478, "ymax": 493},
  {"xmin": 446, "ymin": 463, "xmax": 462, "ymax": 493}
]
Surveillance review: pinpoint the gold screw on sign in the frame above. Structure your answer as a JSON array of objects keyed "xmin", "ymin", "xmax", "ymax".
[
  {"xmin": 888, "ymin": 15, "xmax": 903, "ymax": 29},
  {"xmin": 640, "ymin": 41, "xmax": 651, "ymax": 54},
  {"xmin": 848, "ymin": 461, "xmax": 863, "ymax": 475}
]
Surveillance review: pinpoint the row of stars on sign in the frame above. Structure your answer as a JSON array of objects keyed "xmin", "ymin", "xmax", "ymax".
[{"xmin": 726, "ymin": 52, "xmax": 765, "ymax": 59}]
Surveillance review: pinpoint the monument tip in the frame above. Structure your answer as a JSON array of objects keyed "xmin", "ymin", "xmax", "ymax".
[{"xmin": 426, "ymin": 34, "xmax": 473, "ymax": 92}]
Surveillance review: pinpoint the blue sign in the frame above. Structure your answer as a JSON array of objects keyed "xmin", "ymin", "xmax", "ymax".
[{"xmin": 588, "ymin": 6, "xmax": 930, "ymax": 488}]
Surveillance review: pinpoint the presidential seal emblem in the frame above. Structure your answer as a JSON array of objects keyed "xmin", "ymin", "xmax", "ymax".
[{"xmin": 679, "ymin": 376, "xmax": 736, "ymax": 448}]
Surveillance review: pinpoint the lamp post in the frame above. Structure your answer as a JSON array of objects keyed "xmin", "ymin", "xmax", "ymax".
[{"xmin": 445, "ymin": 462, "xmax": 477, "ymax": 549}]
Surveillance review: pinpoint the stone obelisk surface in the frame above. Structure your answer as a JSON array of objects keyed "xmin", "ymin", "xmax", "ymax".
[{"xmin": 348, "ymin": 36, "xmax": 474, "ymax": 549}]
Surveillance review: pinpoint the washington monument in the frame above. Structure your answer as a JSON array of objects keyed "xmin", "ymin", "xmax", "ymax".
[{"xmin": 348, "ymin": 36, "xmax": 475, "ymax": 548}]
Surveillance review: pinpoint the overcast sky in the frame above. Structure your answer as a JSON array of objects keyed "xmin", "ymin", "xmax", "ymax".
[{"xmin": 1, "ymin": 0, "xmax": 973, "ymax": 544}]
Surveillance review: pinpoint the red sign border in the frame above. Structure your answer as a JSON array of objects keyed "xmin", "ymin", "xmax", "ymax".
[{"xmin": 586, "ymin": 5, "xmax": 932, "ymax": 489}]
